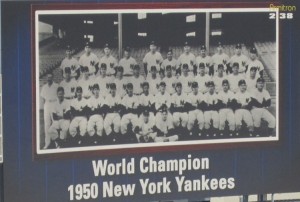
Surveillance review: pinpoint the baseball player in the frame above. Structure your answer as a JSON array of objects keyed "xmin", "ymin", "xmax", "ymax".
[
  {"xmin": 113, "ymin": 66, "xmax": 128, "ymax": 98},
  {"xmin": 77, "ymin": 66, "xmax": 95, "ymax": 99},
  {"xmin": 69, "ymin": 87, "xmax": 89, "ymax": 145},
  {"xmin": 99, "ymin": 43, "xmax": 118, "ymax": 76},
  {"xmin": 234, "ymin": 79, "xmax": 254, "ymax": 136},
  {"xmin": 195, "ymin": 63, "xmax": 212, "ymax": 93},
  {"xmin": 155, "ymin": 107, "xmax": 179, "ymax": 142},
  {"xmin": 228, "ymin": 43, "xmax": 249, "ymax": 74},
  {"xmin": 131, "ymin": 65, "xmax": 145, "ymax": 95},
  {"xmin": 48, "ymin": 87, "xmax": 71, "ymax": 148},
  {"xmin": 120, "ymin": 83, "xmax": 140, "ymax": 142},
  {"xmin": 86, "ymin": 84, "xmax": 105, "ymax": 144},
  {"xmin": 162, "ymin": 65, "xmax": 178, "ymax": 95},
  {"xmin": 40, "ymin": 73, "xmax": 59, "ymax": 149},
  {"xmin": 95, "ymin": 63, "xmax": 113, "ymax": 98},
  {"xmin": 218, "ymin": 79, "xmax": 236, "ymax": 137},
  {"xmin": 60, "ymin": 45, "xmax": 79, "ymax": 79},
  {"xmin": 139, "ymin": 82, "xmax": 155, "ymax": 114},
  {"xmin": 154, "ymin": 81, "xmax": 171, "ymax": 112},
  {"xmin": 118, "ymin": 46, "xmax": 137, "ymax": 77},
  {"xmin": 227, "ymin": 62, "xmax": 245, "ymax": 93},
  {"xmin": 211, "ymin": 42, "xmax": 230, "ymax": 74},
  {"xmin": 186, "ymin": 82, "xmax": 205, "ymax": 137},
  {"xmin": 135, "ymin": 110, "xmax": 157, "ymax": 143},
  {"xmin": 170, "ymin": 82, "xmax": 189, "ymax": 138},
  {"xmin": 196, "ymin": 45, "xmax": 213, "ymax": 76},
  {"xmin": 159, "ymin": 68, "xmax": 165, "ymax": 80},
  {"xmin": 179, "ymin": 64, "xmax": 195, "ymax": 94},
  {"xmin": 177, "ymin": 41, "xmax": 196, "ymax": 75},
  {"xmin": 203, "ymin": 81, "xmax": 220, "ymax": 137},
  {"xmin": 245, "ymin": 66, "xmax": 260, "ymax": 92},
  {"xmin": 146, "ymin": 66, "xmax": 161, "ymax": 95},
  {"xmin": 213, "ymin": 64, "xmax": 228, "ymax": 93},
  {"xmin": 161, "ymin": 49, "xmax": 178, "ymax": 76},
  {"xmin": 143, "ymin": 41, "xmax": 163, "ymax": 77},
  {"xmin": 250, "ymin": 78, "xmax": 275, "ymax": 136},
  {"xmin": 246, "ymin": 47, "xmax": 264, "ymax": 77},
  {"xmin": 78, "ymin": 42, "xmax": 99, "ymax": 78},
  {"xmin": 59, "ymin": 67, "xmax": 77, "ymax": 100},
  {"xmin": 103, "ymin": 83, "xmax": 122, "ymax": 143}
]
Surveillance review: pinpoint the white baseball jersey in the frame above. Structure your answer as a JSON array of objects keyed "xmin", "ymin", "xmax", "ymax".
[
  {"xmin": 131, "ymin": 75, "xmax": 145, "ymax": 95},
  {"xmin": 41, "ymin": 82, "xmax": 59, "ymax": 102},
  {"xmin": 162, "ymin": 76, "xmax": 178, "ymax": 95},
  {"xmin": 99, "ymin": 55, "xmax": 118, "ymax": 75},
  {"xmin": 51, "ymin": 99, "xmax": 70, "ymax": 118},
  {"xmin": 177, "ymin": 52, "xmax": 196, "ymax": 71},
  {"xmin": 140, "ymin": 93, "xmax": 155, "ymax": 107},
  {"xmin": 218, "ymin": 90, "xmax": 235, "ymax": 106},
  {"xmin": 121, "ymin": 94, "xmax": 140, "ymax": 109},
  {"xmin": 95, "ymin": 75, "xmax": 113, "ymax": 97},
  {"xmin": 171, "ymin": 93, "xmax": 188, "ymax": 107},
  {"xmin": 213, "ymin": 75, "xmax": 228, "ymax": 93},
  {"xmin": 77, "ymin": 78, "xmax": 96, "ymax": 98},
  {"xmin": 179, "ymin": 74, "xmax": 194, "ymax": 94},
  {"xmin": 155, "ymin": 114, "xmax": 174, "ymax": 134},
  {"xmin": 113, "ymin": 77, "xmax": 128, "ymax": 98},
  {"xmin": 88, "ymin": 95, "xmax": 105, "ymax": 110},
  {"xmin": 60, "ymin": 57, "xmax": 79, "ymax": 78},
  {"xmin": 229, "ymin": 54, "xmax": 249, "ymax": 73},
  {"xmin": 161, "ymin": 58, "xmax": 177, "ymax": 73},
  {"xmin": 247, "ymin": 59, "xmax": 264, "ymax": 75},
  {"xmin": 251, "ymin": 88, "xmax": 271, "ymax": 104},
  {"xmin": 211, "ymin": 53, "xmax": 230, "ymax": 71},
  {"xmin": 196, "ymin": 55, "xmax": 212, "ymax": 73},
  {"xmin": 137, "ymin": 114, "xmax": 156, "ymax": 133},
  {"xmin": 104, "ymin": 94, "xmax": 122, "ymax": 108},
  {"xmin": 59, "ymin": 79, "xmax": 77, "ymax": 99},
  {"xmin": 143, "ymin": 51, "xmax": 163, "ymax": 70},
  {"xmin": 203, "ymin": 92, "xmax": 219, "ymax": 106},
  {"xmin": 118, "ymin": 57, "xmax": 137, "ymax": 75},
  {"xmin": 235, "ymin": 90, "xmax": 252, "ymax": 106},
  {"xmin": 187, "ymin": 92, "xmax": 204, "ymax": 107},
  {"xmin": 195, "ymin": 74, "xmax": 212, "ymax": 93},
  {"xmin": 155, "ymin": 91, "xmax": 171, "ymax": 110},
  {"xmin": 227, "ymin": 73, "xmax": 246, "ymax": 93},
  {"xmin": 245, "ymin": 75, "xmax": 259, "ymax": 92},
  {"xmin": 79, "ymin": 53, "xmax": 99, "ymax": 75},
  {"xmin": 146, "ymin": 76, "xmax": 161, "ymax": 95},
  {"xmin": 70, "ymin": 98, "xmax": 88, "ymax": 112}
]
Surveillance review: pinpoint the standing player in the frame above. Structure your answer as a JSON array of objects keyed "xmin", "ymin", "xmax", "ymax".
[
  {"xmin": 118, "ymin": 46, "xmax": 137, "ymax": 77},
  {"xmin": 196, "ymin": 45, "xmax": 213, "ymax": 76},
  {"xmin": 177, "ymin": 41, "xmax": 196, "ymax": 75},
  {"xmin": 131, "ymin": 65, "xmax": 145, "ymax": 95},
  {"xmin": 245, "ymin": 66, "xmax": 260, "ymax": 92},
  {"xmin": 213, "ymin": 64, "xmax": 227, "ymax": 93},
  {"xmin": 195, "ymin": 63, "xmax": 211, "ymax": 93},
  {"xmin": 246, "ymin": 47, "xmax": 264, "ymax": 77},
  {"xmin": 146, "ymin": 66, "xmax": 161, "ymax": 95},
  {"xmin": 77, "ymin": 66, "xmax": 95, "ymax": 99},
  {"xmin": 86, "ymin": 84, "xmax": 105, "ymax": 145},
  {"xmin": 99, "ymin": 43, "xmax": 118, "ymax": 76},
  {"xmin": 203, "ymin": 81, "xmax": 220, "ymax": 137},
  {"xmin": 60, "ymin": 45, "xmax": 79, "ymax": 79},
  {"xmin": 143, "ymin": 41, "xmax": 163, "ymax": 77},
  {"xmin": 59, "ymin": 67, "xmax": 77, "ymax": 100},
  {"xmin": 162, "ymin": 65, "xmax": 177, "ymax": 95},
  {"xmin": 186, "ymin": 82, "xmax": 205, "ymax": 137},
  {"xmin": 95, "ymin": 63, "xmax": 113, "ymax": 98},
  {"xmin": 228, "ymin": 43, "xmax": 249, "ymax": 74},
  {"xmin": 227, "ymin": 62, "xmax": 245, "ymax": 93},
  {"xmin": 211, "ymin": 42, "xmax": 230, "ymax": 74},
  {"xmin": 103, "ymin": 83, "xmax": 122, "ymax": 143},
  {"xmin": 48, "ymin": 87, "xmax": 71, "ymax": 148},
  {"xmin": 218, "ymin": 80, "xmax": 236, "ymax": 137},
  {"xmin": 179, "ymin": 64, "xmax": 194, "ymax": 95},
  {"xmin": 40, "ymin": 73, "xmax": 59, "ymax": 149},
  {"xmin": 69, "ymin": 87, "xmax": 89, "ymax": 145},
  {"xmin": 234, "ymin": 80, "xmax": 254, "ymax": 136},
  {"xmin": 78, "ymin": 42, "xmax": 99, "ymax": 78},
  {"xmin": 161, "ymin": 49, "xmax": 177, "ymax": 76},
  {"xmin": 113, "ymin": 66, "xmax": 128, "ymax": 98},
  {"xmin": 135, "ymin": 110, "xmax": 157, "ymax": 143},
  {"xmin": 250, "ymin": 78, "xmax": 275, "ymax": 136}
]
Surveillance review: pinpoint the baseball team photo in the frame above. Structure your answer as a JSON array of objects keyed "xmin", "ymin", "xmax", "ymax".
[{"xmin": 35, "ymin": 8, "xmax": 279, "ymax": 154}]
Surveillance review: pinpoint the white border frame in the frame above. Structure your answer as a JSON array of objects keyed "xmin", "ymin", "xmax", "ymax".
[{"xmin": 35, "ymin": 8, "xmax": 279, "ymax": 155}]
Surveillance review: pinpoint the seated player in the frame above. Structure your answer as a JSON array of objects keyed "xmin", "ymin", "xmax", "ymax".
[
  {"xmin": 155, "ymin": 107, "xmax": 179, "ymax": 142},
  {"xmin": 99, "ymin": 43, "xmax": 118, "ymax": 76},
  {"xmin": 77, "ymin": 66, "xmax": 95, "ymax": 99},
  {"xmin": 139, "ymin": 82, "xmax": 155, "ymax": 115},
  {"xmin": 213, "ymin": 64, "xmax": 227, "ymax": 93},
  {"xmin": 195, "ymin": 63, "xmax": 211, "ymax": 93},
  {"xmin": 196, "ymin": 45, "xmax": 212, "ymax": 76},
  {"xmin": 69, "ymin": 87, "xmax": 89, "ymax": 145},
  {"xmin": 227, "ymin": 62, "xmax": 245, "ymax": 93},
  {"xmin": 250, "ymin": 78, "xmax": 276, "ymax": 136},
  {"xmin": 161, "ymin": 49, "xmax": 177, "ymax": 76},
  {"xmin": 113, "ymin": 66, "xmax": 128, "ymax": 98},
  {"xmin": 162, "ymin": 65, "xmax": 177, "ymax": 95},
  {"xmin": 131, "ymin": 64, "xmax": 145, "ymax": 95},
  {"xmin": 59, "ymin": 67, "xmax": 77, "ymax": 100},
  {"xmin": 203, "ymin": 81, "xmax": 220, "ymax": 137},
  {"xmin": 218, "ymin": 80, "xmax": 236, "ymax": 137},
  {"xmin": 245, "ymin": 66, "xmax": 260, "ymax": 92},
  {"xmin": 234, "ymin": 80, "xmax": 254, "ymax": 136},
  {"xmin": 95, "ymin": 63, "xmax": 113, "ymax": 98},
  {"xmin": 103, "ymin": 83, "xmax": 122, "ymax": 143},
  {"xmin": 146, "ymin": 66, "xmax": 161, "ymax": 95},
  {"xmin": 170, "ymin": 82, "xmax": 189, "ymax": 138},
  {"xmin": 180, "ymin": 63, "xmax": 194, "ymax": 94},
  {"xmin": 48, "ymin": 87, "xmax": 71, "ymax": 148},
  {"xmin": 186, "ymin": 82, "xmax": 205, "ymax": 137},
  {"xmin": 120, "ymin": 83, "xmax": 140, "ymax": 143},
  {"xmin": 86, "ymin": 84, "xmax": 105, "ymax": 145},
  {"xmin": 135, "ymin": 110, "xmax": 157, "ymax": 143},
  {"xmin": 155, "ymin": 81, "xmax": 171, "ymax": 113},
  {"xmin": 118, "ymin": 46, "xmax": 137, "ymax": 77}
]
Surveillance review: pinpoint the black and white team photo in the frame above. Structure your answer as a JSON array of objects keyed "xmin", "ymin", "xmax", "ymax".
[{"xmin": 36, "ymin": 9, "xmax": 278, "ymax": 153}]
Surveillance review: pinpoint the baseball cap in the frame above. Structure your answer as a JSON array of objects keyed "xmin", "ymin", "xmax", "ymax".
[
  {"xmin": 256, "ymin": 77, "xmax": 265, "ymax": 83},
  {"xmin": 124, "ymin": 46, "xmax": 131, "ymax": 52},
  {"xmin": 150, "ymin": 41, "xmax": 156, "ymax": 46},
  {"xmin": 199, "ymin": 63, "xmax": 205, "ymax": 68},
  {"xmin": 101, "ymin": 63, "xmax": 107, "ymax": 69},
  {"xmin": 238, "ymin": 79, "xmax": 246, "ymax": 86},
  {"xmin": 176, "ymin": 82, "xmax": 182, "ymax": 87},
  {"xmin": 200, "ymin": 45, "xmax": 206, "ymax": 51},
  {"xmin": 250, "ymin": 47, "xmax": 257, "ymax": 54},
  {"xmin": 66, "ymin": 45, "xmax": 71, "ymax": 51},
  {"xmin": 160, "ymin": 105, "xmax": 168, "ymax": 113},
  {"xmin": 57, "ymin": 86, "xmax": 64, "ymax": 93},
  {"xmin": 217, "ymin": 41, "xmax": 223, "ymax": 47},
  {"xmin": 235, "ymin": 43, "xmax": 242, "ymax": 49},
  {"xmin": 104, "ymin": 43, "xmax": 110, "ymax": 49},
  {"xmin": 222, "ymin": 79, "xmax": 229, "ymax": 86},
  {"xmin": 250, "ymin": 66, "xmax": 257, "ymax": 71},
  {"xmin": 93, "ymin": 84, "xmax": 100, "ymax": 90},
  {"xmin": 191, "ymin": 82, "xmax": 198, "ymax": 88},
  {"xmin": 159, "ymin": 81, "xmax": 166, "ymax": 87},
  {"xmin": 117, "ymin": 66, "xmax": 124, "ymax": 72},
  {"xmin": 133, "ymin": 64, "xmax": 140, "ymax": 70},
  {"xmin": 143, "ymin": 110, "xmax": 150, "ymax": 117},
  {"xmin": 76, "ymin": 86, "xmax": 83, "ymax": 92},
  {"xmin": 206, "ymin": 81, "xmax": 215, "ymax": 87},
  {"xmin": 184, "ymin": 41, "xmax": 190, "ymax": 46},
  {"xmin": 218, "ymin": 64, "xmax": 224, "ymax": 69},
  {"xmin": 150, "ymin": 66, "xmax": 157, "ymax": 71},
  {"xmin": 167, "ymin": 49, "xmax": 173, "ymax": 54},
  {"xmin": 82, "ymin": 66, "xmax": 89, "ymax": 72},
  {"xmin": 110, "ymin": 83, "xmax": 116, "ymax": 90},
  {"xmin": 166, "ymin": 65, "xmax": 172, "ymax": 71},
  {"xmin": 127, "ymin": 83, "xmax": 133, "ymax": 89},
  {"xmin": 232, "ymin": 62, "xmax": 239, "ymax": 68},
  {"xmin": 64, "ymin": 67, "xmax": 71, "ymax": 73},
  {"xmin": 142, "ymin": 82, "xmax": 149, "ymax": 87},
  {"xmin": 182, "ymin": 63, "xmax": 189, "ymax": 69},
  {"xmin": 85, "ymin": 41, "xmax": 91, "ymax": 47}
]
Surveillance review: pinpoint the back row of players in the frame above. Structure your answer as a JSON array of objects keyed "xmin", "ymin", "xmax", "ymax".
[{"xmin": 40, "ymin": 41, "xmax": 275, "ymax": 149}]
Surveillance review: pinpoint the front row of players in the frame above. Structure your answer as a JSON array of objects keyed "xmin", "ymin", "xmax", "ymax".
[{"xmin": 47, "ymin": 77, "xmax": 275, "ymax": 149}]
